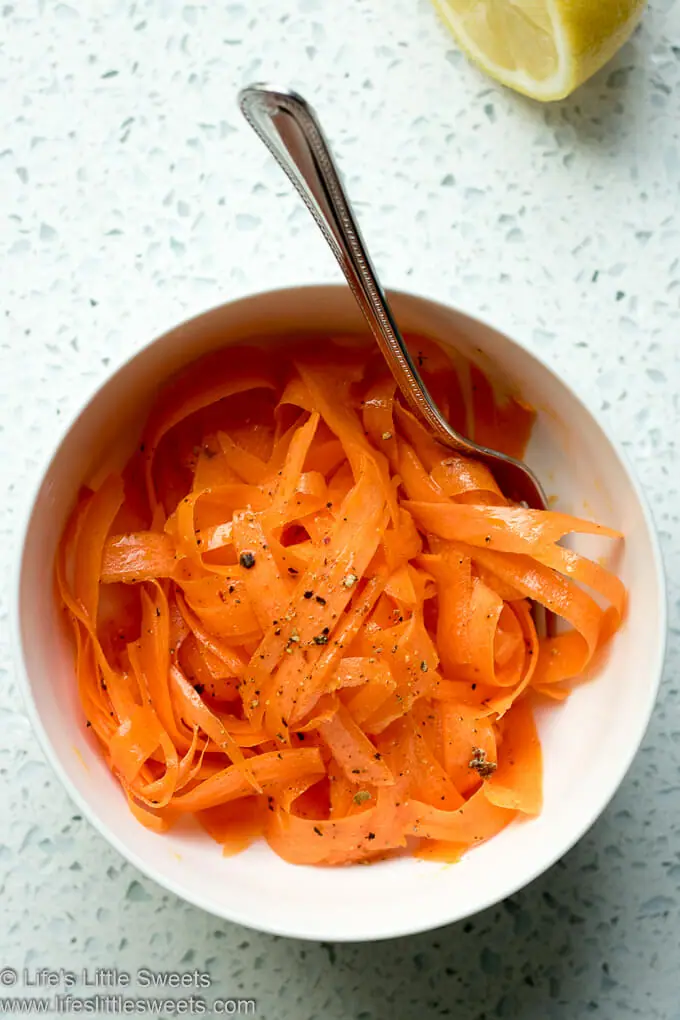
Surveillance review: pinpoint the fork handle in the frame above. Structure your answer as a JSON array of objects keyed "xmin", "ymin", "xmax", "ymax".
[{"xmin": 238, "ymin": 84, "xmax": 464, "ymax": 450}]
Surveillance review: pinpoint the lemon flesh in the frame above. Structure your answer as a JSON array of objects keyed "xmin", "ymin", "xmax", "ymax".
[{"xmin": 433, "ymin": 0, "xmax": 646, "ymax": 101}]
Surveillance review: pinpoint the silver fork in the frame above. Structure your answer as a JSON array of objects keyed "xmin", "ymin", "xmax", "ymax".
[{"xmin": 238, "ymin": 84, "xmax": 547, "ymax": 511}]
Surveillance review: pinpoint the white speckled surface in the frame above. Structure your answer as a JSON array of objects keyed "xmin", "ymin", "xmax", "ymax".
[{"xmin": 2, "ymin": 0, "xmax": 680, "ymax": 1016}]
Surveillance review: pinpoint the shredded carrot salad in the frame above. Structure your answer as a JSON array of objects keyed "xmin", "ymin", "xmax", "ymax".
[{"xmin": 56, "ymin": 337, "xmax": 626, "ymax": 865}]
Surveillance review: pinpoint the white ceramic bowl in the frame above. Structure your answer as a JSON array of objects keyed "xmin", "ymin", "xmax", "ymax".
[{"xmin": 14, "ymin": 285, "xmax": 666, "ymax": 942}]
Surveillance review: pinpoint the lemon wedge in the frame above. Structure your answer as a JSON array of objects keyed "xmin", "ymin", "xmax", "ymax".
[{"xmin": 432, "ymin": 0, "xmax": 646, "ymax": 101}]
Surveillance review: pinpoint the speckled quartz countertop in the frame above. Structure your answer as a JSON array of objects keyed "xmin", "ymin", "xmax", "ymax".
[{"xmin": 2, "ymin": 1, "xmax": 680, "ymax": 1017}]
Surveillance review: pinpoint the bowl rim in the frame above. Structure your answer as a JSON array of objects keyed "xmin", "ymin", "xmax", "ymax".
[{"xmin": 11, "ymin": 282, "xmax": 668, "ymax": 942}]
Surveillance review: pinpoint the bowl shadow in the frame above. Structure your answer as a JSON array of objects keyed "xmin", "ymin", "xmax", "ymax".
[{"xmin": 199, "ymin": 761, "xmax": 653, "ymax": 1018}]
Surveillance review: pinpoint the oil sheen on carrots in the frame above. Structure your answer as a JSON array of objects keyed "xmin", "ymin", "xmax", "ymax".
[{"xmin": 56, "ymin": 336, "xmax": 625, "ymax": 865}]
